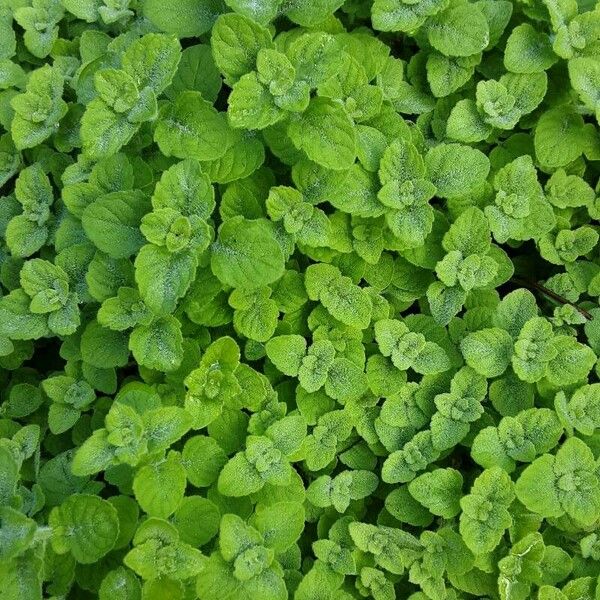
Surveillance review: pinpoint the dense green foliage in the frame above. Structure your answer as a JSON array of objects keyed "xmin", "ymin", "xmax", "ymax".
[{"xmin": 1, "ymin": 0, "xmax": 600, "ymax": 599}]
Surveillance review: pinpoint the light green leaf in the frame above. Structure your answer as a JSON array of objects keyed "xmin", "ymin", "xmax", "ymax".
[
  {"xmin": 82, "ymin": 191, "xmax": 149, "ymax": 259},
  {"xmin": 427, "ymin": 4, "xmax": 490, "ymax": 57},
  {"xmin": 122, "ymin": 33, "xmax": 181, "ymax": 95},
  {"xmin": 228, "ymin": 73, "xmax": 283, "ymax": 130},
  {"xmin": 408, "ymin": 468, "xmax": 463, "ymax": 518},
  {"xmin": 461, "ymin": 328, "xmax": 513, "ymax": 378},
  {"xmin": 504, "ymin": 24, "xmax": 557, "ymax": 73},
  {"xmin": 534, "ymin": 106, "xmax": 585, "ymax": 168},
  {"xmin": 425, "ymin": 143, "xmax": 489, "ymax": 198},
  {"xmin": 143, "ymin": 0, "xmax": 224, "ymax": 38},
  {"xmin": 135, "ymin": 244, "xmax": 198, "ymax": 315},
  {"xmin": 80, "ymin": 99, "xmax": 138, "ymax": 160},
  {"xmin": 211, "ymin": 217, "xmax": 285, "ymax": 289},
  {"xmin": 129, "ymin": 316, "xmax": 183, "ymax": 372},
  {"xmin": 133, "ymin": 452, "xmax": 187, "ymax": 518},
  {"xmin": 250, "ymin": 502, "xmax": 305, "ymax": 553},
  {"xmin": 49, "ymin": 494, "xmax": 119, "ymax": 564},
  {"xmin": 288, "ymin": 97, "xmax": 357, "ymax": 171},
  {"xmin": 155, "ymin": 91, "xmax": 230, "ymax": 161},
  {"xmin": 211, "ymin": 12, "xmax": 273, "ymax": 83}
]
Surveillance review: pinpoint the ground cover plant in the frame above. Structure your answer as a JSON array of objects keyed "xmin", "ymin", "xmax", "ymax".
[{"xmin": 1, "ymin": 0, "xmax": 600, "ymax": 598}]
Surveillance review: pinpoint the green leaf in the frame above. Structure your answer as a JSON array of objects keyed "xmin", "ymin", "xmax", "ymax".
[
  {"xmin": 98, "ymin": 287, "xmax": 151, "ymax": 331},
  {"xmin": 319, "ymin": 275, "xmax": 373, "ymax": 330},
  {"xmin": 568, "ymin": 57, "xmax": 600, "ymax": 120},
  {"xmin": 427, "ymin": 4, "xmax": 490, "ymax": 57},
  {"xmin": 129, "ymin": 316, "xmax": 183, "ymax": 372},
  {"xmin": 0, "ymin": 289, "xmax": 48, "ymax": 340},
  {"xmin": 211, "ymin": 12, "xmax": 273, "ymax": 84},
  {"xmin": 182, "ymin": 435, "xmax": 227, "ymax": 487},
  {"xmin": 121, "ymin": 33, "xmax": 181, "ymax": 95},
  {"xmin": 534, "ymin": 106, "xmax": 585, "ymax": 168},
  {"xmin": 472, "ymin": 407, "xmax": 562, "ymax": 472},
  {"xmin": 80, "ymin": 99, "xmax": 138, "ymax": 160},
  {"xmin": 545, "ymin": 169, "xmax": 595, "ymax": 209},
  {"xmin": 477, "ymin": 0, "xmax": 513, "ymax": 48},
  {"xmin": 349, "ymin": 521, "xmax": 421, "ymax": 575},
  {"xmin": 0, "ymin": 506, "xmax": 37, "ymax": 561},
  {"xmin": 82, "ymin": 191, "xmax": 149, "ymax": 259},
  {"xmin": 125, "ymin": 520, "xmax": 205, "ymax": 580},
  {"xmin": 288, "ymin": 97, "xmax": 357, "ymax": 171},
  {"xmin": 61, "ymin": 0, "xmax": 100, "ymax": 21},
  {"xmin": 308, "ymin": 470, "xmax": 378, "ymax": 512},
  {"xmin": 14, "ymin": 0, "xmax": 63, "ymax": 58},
  {"xmin": 426, "ymin": 281, "xmax": 468, "ymax": 326},
  {"xmin": 556, "ymin": 383, "xmax": 600, "ymax": 436},
  {"xmin": 256, "ymin": 49, "xmax": 296, "ymax": 97},
  {"xmin": 135, "ymin": 244, "xmax": 198, "ymax": 315},
  {"xmin": 325, "ymin": 357, "xmax": 368, "ymax": 402},
  {"xmin": 546, "ymin": 335, "xmax": 596, "ymax": 386},
  {"xmin": 155, "ymin": 91, "xmax": 231, "ymax": 161},
  {"xmin": 476, "ymin": 79, "xmax": 521, "ymax": 130},
  {"xmin": 372, "ymin": 0, "xmax": 448, "ymax": 32},
  {"xmin": 494, "ymin": 288, "xmax": 538, "ymax": 338},
  {"xmin": 230, "ymin": 287, "xmax": 279, "ymax": 342},
  {"xmin": 20, "ymin": 258, "xmax": 69, "ymax": 312},
  {"xmin": 487, "ymin": 154, "xmax": 554, "ymax": 243},
  {"xmin": 285, "ymin": 0, "xmax": 344, "ymax": 26},
  {"xmin": 99, "ymin": 568, "xmax": 141, "ymax": 600},
  {"xmin": 425, "ymin": 143, "xmax": 490, "ymax": 198},
  {"xmin": 0, "ymin": 445, "xmax": 19, "ymax": 506},
  {"xmin": 184, "ymin": 336, "xmax": 241, "ymax": 428},
  {"xmin": 48, "ymin": 403, "xmax": 80, "ymax": 434},
  {"xmin": 152, "ymin": 159, "xmax": 215, "ymax": 219},
  {"xmin": 501, "ymin": 71, "xmax": 548, "ymax": 117},
  {"xmin": 228, "ymin": 72, "xmax": 283, "ymax": 130},
  {"xmin": 173, "ymin": 496, "xmax": 220, "ymax": 547},
  {"xmin": 49, "ymin": 494, "xmax": 119, "ymax": 563},
  {"xmin": 218, "ymin": 452, "xmax": 264, "ymax": 497},
  {"xmin": 5, "ymin": 215, "xmax": 47, "ymax": 258},
  {"xmin": 81, "ymin": 319, "xmax": 130, "ymax": 369},
  {"xmin": 265, "ymin": 335, "xmax": 307, "ymax": 376},
  {"xmin": 515, "ymin": 454, "xmax": 564, "ymax": 517},
  {"xmin": 427, "ymin": 54, "xmax": 480, "ymax": 99},
  {"xmin": 143, "ymin": 0, "xmax": 224, "ymax": 38},
  {"xmin": 408, "ymin": 468, "xmax": 463, "ymax": 518},
  {"xmin": 0, "ymin": 548, "xmax": 43, "ymax": 600},
  {"xmin": 460, "ymin": 328, "xmax": 513, "ymax": 377},
  {"xmin": 10, "ymin": 64, "xmax": 67, "ymax": 150},
  {"xmin": 133, "ymin": 452, "xmax": 187, "ymax": 518},
  {"xmin": 7, "ymin": 164, "xmax": 53, "ymax": 251},
  {"xmin": 447, "ymin": 98, "xmax": 493, "ymax": 143},
  {"xmin": 94, "ymin": 68, "xmax": 139, "ymax": 115},
  {"xmin": 202, "ymin": 126, "xmax": 265, "ymax": 183},
  {"xmin": 250, "ymin": 501, "xmax": 305, "ymax": 553},
  {"xmin": 511, "ymin": 317, "xmax": 556, "ymax": 383},
  {"xmin": 459, "ymin": 467, "xmax": 514, "ymax": 555},
  {"xmin": 443, "ymin": 207, "xmax": 491, "ymax": 257},
  {"xmin": 71, "ymin": 429, "xmax": 115, "ymax": 476},
  {"xmin": 385, "ymin": 486, "xmax": 433, "ymax": 527},
  {"xmin": 169, "ymin": 44, "xmax": 222, "ymax": 103},
  {"xmin": 382, "ymin": 430, "xmax": 440, "ymax": 483},
  {"xmin": 504, "ymin": 24, "xmax": 557, "ymax": 73},
  {"xmin": 0, "ymin": 8, "xmax": 17, "ymax": 59},
  {"xmin": 225, "ymin": 0, "xmax": 281, "ymax": 24},
  {"xmin": 286, "ymin": 32, "xmax": 342, "ymax": 89},
  {"xmin": 211, "ymin": 217, "xmax": 285, "ymax": 289}
]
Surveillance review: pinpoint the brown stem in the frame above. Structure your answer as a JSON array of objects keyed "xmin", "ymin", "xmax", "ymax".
[{"xmin": 511, "ymin": 277, "xmax": 593, "ymax": 321}]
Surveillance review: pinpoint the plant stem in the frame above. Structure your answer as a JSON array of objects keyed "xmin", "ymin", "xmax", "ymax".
[{"xmin": 512, "ymin": 277, "xmax": 593, "ymax": 321}]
